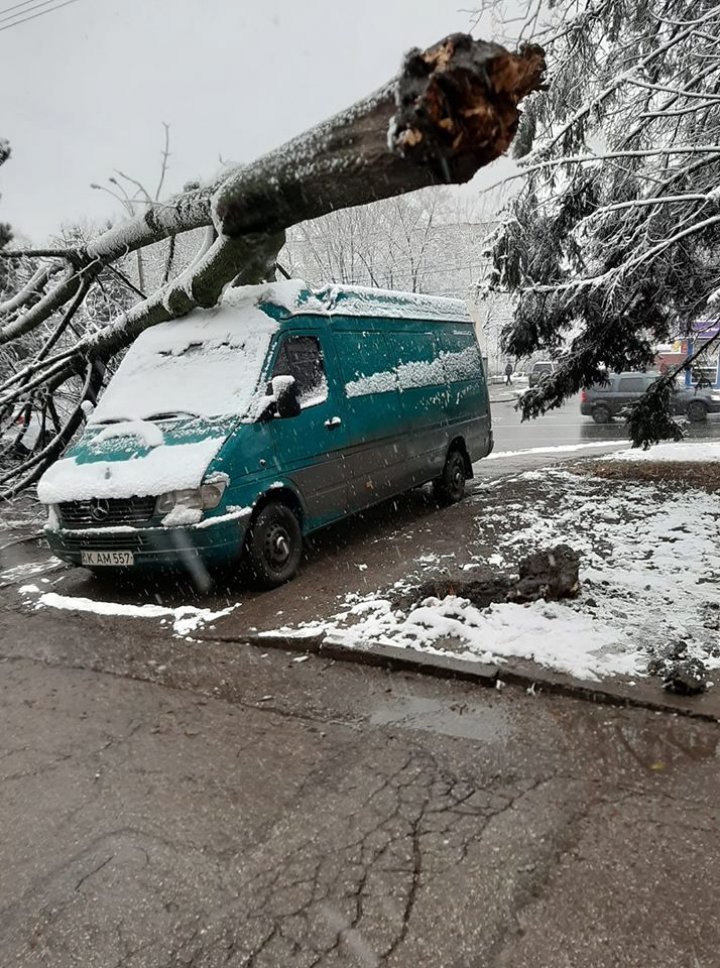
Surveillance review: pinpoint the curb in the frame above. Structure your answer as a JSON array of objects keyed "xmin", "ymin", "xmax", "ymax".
[{"xmin": 198, "ymin": 631, "xmax": 720, "ymax": 723}]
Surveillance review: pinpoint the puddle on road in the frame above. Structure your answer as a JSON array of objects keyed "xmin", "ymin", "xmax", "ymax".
[
  {"xmin": 559, "ymin": 706, "xmax": 720, "ymax": 774},
  {"xmin": 370, "ymin": 695, "xmax": 511, "ymax": 743},
  {"xmin": 609, "ymin": 717, "xmax": 719, "ymax": 773}
]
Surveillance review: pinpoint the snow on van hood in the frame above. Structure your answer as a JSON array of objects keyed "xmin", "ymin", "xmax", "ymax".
[{"xmin": 37, "ymin": 435, "xmax": 227, "ymax": 504}]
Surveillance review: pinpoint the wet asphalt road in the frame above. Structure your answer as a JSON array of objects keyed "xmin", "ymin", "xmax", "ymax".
[
  {"xmin": 2, "ymin": 610, "xmax": 720, "ymax": 968},
  {"xmin": 490, "ymin": 391, "xmax": 720, "ymax": 462},
  {"xmin": 2, "ymin": 395, "xmax": 720, "ymax": 965}
]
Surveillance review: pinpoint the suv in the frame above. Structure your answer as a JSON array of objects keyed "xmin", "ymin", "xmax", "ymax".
[
  {"xmin": 528, "ymin": 361, "xmax": 556, "ymax": 387},
  {"xmin": 580, "ymin": 372, "xmax": 720, "ymax": 423}
]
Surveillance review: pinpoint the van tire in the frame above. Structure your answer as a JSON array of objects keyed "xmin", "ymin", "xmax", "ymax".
[
  {"xmin": 592, "ymin": 404, "xmax": 611, "ymax": 424},
  {"xmin": 245, "ymin": 503, "xmax": 302, "ymax": 588},
  {"xmin": 434, "ymin": 448, "xmax": 467, "ymax": 505},
  {"xmin": 686, "ymin": 400, "xmax": 708, "ymax": 423}
]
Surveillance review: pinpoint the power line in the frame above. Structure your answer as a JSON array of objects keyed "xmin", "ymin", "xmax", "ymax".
[
  {"xmin": 0, "ymin": 0, "xmax": 67, "ymax": 24},
  {"xmin": 0, "ymin": 0, "xmax": 53, "ymax": 17},
  {"xmin": 0, "ymin": 0, "xmax": 82, "ymax": 33}
]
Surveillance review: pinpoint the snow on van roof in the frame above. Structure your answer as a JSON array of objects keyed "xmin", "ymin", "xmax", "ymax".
[
  {"xmin": 84, "ymin": 278, "xmax": 472, "ymax": 427},
  {"xmin": 254, "ymin": 280, "xmax": 472, "ymax": 323},
  {"xmin": 312, "ymin": 284, "xmax": 472, "ymax": 323}
]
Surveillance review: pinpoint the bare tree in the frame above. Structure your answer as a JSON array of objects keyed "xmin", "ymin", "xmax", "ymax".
[
  {"xmin": 0, "ymin": 33, "xmax": 545, "ymax": 496},
  {"xmin": 284, "ymin": 189, "xmax": 450, "ymax": 292}
]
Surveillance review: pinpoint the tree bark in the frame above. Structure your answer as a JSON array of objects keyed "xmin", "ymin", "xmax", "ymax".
[{"xmin": 88, "ymin": 35, "xmax": 544, "ymax": 263}]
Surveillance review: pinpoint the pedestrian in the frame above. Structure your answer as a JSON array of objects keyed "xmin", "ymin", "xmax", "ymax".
[{"xmin": 504, "ymin": 361, "xmax": 513, "ymax": 385}]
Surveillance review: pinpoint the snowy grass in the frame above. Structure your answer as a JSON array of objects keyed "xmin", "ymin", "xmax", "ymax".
[
  {"xmin": 608, "ymin": 441, "xmax": 720, "ymax": 462},
  {"xmin": 267, "ymin": 467, "xmax": 720, "ymax": 683}
]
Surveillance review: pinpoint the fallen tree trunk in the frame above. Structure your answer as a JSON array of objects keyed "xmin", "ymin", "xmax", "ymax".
[{"xmin": 0, "ymin": 33, "xmax": 545, "ymax": 496}]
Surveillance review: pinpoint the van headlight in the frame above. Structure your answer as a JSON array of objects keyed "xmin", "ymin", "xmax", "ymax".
[{"xmin": 155, "ymin": 481, "xmax": 226, "ymax": 515}]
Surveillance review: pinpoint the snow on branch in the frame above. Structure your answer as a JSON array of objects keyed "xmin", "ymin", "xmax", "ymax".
[{"xmin": 487, "ymin": 0, "xmax": 720, "ymax": 446}]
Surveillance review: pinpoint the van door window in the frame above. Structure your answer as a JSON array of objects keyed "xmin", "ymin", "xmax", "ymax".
[{"xmin": 271, "ymin": 336, "xmax": 328, "ymax": 409}]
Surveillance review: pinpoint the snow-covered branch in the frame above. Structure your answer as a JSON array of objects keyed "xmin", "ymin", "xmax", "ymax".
[
  {"xmin": 487, "ymin": 0, "xmax": 720, "ymax": 446},
  {"xmin": 0, "ymin": 30, "xmax": 546, "ymax": 496}
]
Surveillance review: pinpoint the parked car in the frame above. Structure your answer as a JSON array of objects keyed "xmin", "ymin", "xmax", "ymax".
[
  {"xmin": 1, "ymin": 411, "xmax": 44, "ymax": 456},
  {"xmin": 528, "ymin": 361, "xmax": 556, "ymax": 387},
  {"xmin": 580, "ymin": 371, "xmax": 720, "ymax": 423},
  {"xmin": 37, "ymin": 282, "xmax": 494, "ymax": 586}
]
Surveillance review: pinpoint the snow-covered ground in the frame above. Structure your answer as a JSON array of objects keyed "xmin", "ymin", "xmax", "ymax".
[
  {"xmin": 16, "ymin": 582, "xmax": 238, "ymax": 638},
  {"xmin": 3, "ymin": 441, "xmax": 719, "ymax": 681},
  {"xmin": 264, "ymin": 446, "xmax": 720, "ymax": 682},
  {"xmin": 611, "ymin": 440, "xmax": 720, "ymax": 462}
]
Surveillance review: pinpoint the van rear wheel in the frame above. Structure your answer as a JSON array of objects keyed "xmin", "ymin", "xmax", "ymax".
[
  {"xmin": 434, "ymin": 448, "xmax": 467, "ymax": 505},
  {"xmin": 245, "ymin": 503, "xmax": 302, "ymax": 588}
]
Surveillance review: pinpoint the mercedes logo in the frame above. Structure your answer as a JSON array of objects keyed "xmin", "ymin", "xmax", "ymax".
[{"xmin": 90, "ymin": 498, "xmax": 110, "ymax": 522}]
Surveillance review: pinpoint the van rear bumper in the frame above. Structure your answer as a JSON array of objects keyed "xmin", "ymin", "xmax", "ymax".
[{"xmin": 45, "ymin": 514, "xmax": 247, "ymax": 571}]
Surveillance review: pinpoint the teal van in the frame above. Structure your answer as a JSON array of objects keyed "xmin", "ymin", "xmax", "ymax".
[{"xmin": 38, "ymin": 281, "xmax": 493, "ymax": 586}]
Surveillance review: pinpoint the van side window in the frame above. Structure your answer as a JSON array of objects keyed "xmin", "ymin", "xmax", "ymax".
[{"xmin": 272, "ymin": 336, "xmax": 328, "ymax": 409}]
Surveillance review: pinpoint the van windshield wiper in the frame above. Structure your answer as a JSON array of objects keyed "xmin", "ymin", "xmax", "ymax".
[
  {"xmin": 93, "ymin": 412, "xmax": 200, "ymax": 425},
  {"xmin": 144, "ymin": 411, "xmax": 200, "ymax": 421}
]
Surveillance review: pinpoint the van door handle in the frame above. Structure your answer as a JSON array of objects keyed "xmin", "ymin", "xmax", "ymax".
[{"xmin": 324, "ymin": 416, "xmax": 342, "ymax": 429}]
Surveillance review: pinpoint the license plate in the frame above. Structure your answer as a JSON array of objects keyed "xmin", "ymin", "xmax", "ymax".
[{"xmin": 81, "ymin": 551, "xmax": 135, "ymax": 567}]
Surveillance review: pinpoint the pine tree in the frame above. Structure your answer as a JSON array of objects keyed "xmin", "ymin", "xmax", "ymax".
[{"xmin": 489, "ymin": 0, "xmax": 720, "ymax": 445}]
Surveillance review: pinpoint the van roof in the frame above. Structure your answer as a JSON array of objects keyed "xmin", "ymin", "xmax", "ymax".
[{"xmin": 244, "ymin": 279, "xmax": 472, "ymax": 325}]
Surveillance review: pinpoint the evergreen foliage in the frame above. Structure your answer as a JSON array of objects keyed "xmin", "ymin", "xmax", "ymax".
[{"xmin": 490, "ymin": 0, "xmax": 720, "ymax": 445}]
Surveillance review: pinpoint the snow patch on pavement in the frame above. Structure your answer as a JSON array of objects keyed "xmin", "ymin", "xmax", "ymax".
[
  {"xmin": 0, "ymin": 558, "xmax": 65, "ymax": 586},
  {"xmin": 484, "ymin": 441, "xmax": 621, "ymax": 461},
  {"xmin": 18, "ymin": 587, "xmax": 238, "ymax": 638}
]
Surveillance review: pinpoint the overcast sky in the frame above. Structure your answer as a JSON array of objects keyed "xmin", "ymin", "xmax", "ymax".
[{"xmin": 2, "ymin": 0, "xmax": 518, "ymax": 242}]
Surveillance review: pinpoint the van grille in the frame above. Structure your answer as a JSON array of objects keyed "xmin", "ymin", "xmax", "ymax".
[
  {"xmin": 59, "ymin": 531, "xmax": 146, "ymax": 553},
  {"xmin": 58, "ymin": 496, "xmax": 157, "ymax": 529},
  {"xmin": 56, "ymin": 530, "xmax": 202, "ymax": 557}
]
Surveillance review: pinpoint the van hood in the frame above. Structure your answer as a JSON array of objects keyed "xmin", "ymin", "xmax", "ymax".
[{"xmin": 37, "ymin": 415, "xmax": 235, "ymax": 504}]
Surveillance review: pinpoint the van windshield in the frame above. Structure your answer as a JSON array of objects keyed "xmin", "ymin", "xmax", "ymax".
[{"xmin": 89, "ymin": 309, "xmax": 277, "ymax": 425}]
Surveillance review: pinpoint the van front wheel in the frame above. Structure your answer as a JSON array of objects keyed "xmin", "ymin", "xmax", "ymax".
[
  {"xmin": 434, "ymin": 448, "xmax": 467, "ymax": 505},
  {"xmin": 245, "ymin": 503, "xmax": 302, "ymax": 588}
]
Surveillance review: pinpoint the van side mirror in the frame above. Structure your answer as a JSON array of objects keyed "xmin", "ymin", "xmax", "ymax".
[
  {"xmin": 256, "ymin": 375, "xmax": 301, "ymax": 422},
  {"xmin": 272, "ymin": 375, "xmax": 301, "ymax": 419}
]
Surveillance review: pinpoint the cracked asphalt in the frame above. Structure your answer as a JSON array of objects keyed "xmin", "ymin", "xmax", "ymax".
[
  {"xmin": 2, "ymin": 400, "xmax": 720, "ymax": 966},
  {"xmin": 2, "ymin": 603, "xmax": 720, "ymax": 967}
]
